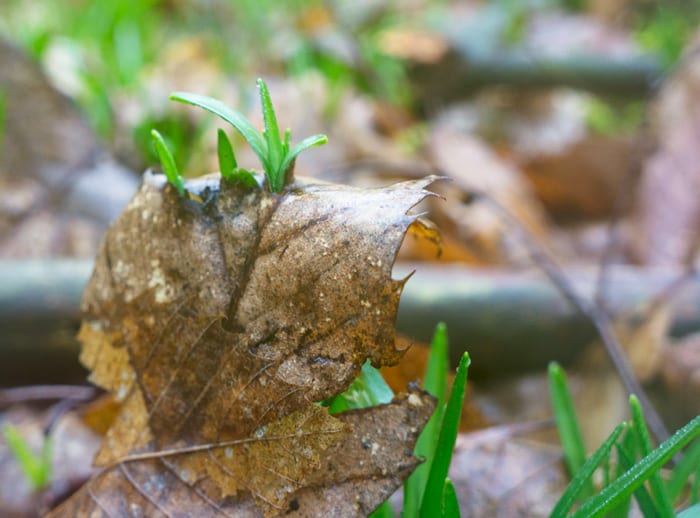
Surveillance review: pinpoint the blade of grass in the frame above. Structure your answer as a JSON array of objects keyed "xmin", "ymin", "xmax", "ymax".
[
  {"xmin": 169, "ymin": 92, "xmax": 267, "ymax": 167},
  {"xmin": 2, "ymin": 423, "xmax": 51, "ymax": 491},
  {"xmin": 550, "ymin": 423, "xmax": 626, "ymax": 518},
  {"xmin": 326, "ymin": 359, "xmax": 393, "ymax": 414},
  {"xmin": 571, "ymin": 414, "xmax": 700, "ymax": 518},
  {"xmin": 442, "ymin": 479, "xmax": 460, "ymax": 518},
  {"xmin": 548, "ymin": 362, "xmax": 590, "ymax": 497},
  {"xmin": 404, "ymin": 322, "xmax": 449, "ymax": 517},
  {"xmin": 667, "ymin": 435, "xmax": 700, "ymax": 501},
  {"xmin": 616, "ymin": 429, "xmax": 657, "ymax": 518},
  {"xmin": 257, "ymin": 78, "xmax": 284, "ymax": 190},
  {"xmin": 278, "ymin": 133, "xmax": 328, "ymax": 183},
  {"xmin": 150, "ymin": 129, "xmax": 184, "ymax": 196},
  {"xmin": 629, "ymin": 395, "xmax": 675, "ymax": 517},
  {"xmin": 369, "ymin": 501, "xmax": 396, "ymax": 518},
  {"xmin": 217, "ymin": 128, "xmax": 237, "ymax": 180},
  {"xmin": 419, "ymin": 352, "xmax": 470, "ymax": 517}
]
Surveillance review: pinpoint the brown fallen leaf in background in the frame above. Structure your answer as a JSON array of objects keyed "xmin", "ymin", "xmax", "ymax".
[
  {"xmin": 50, "ymin": 172, "xmax": 439, "ymax": 516},
  {"xmin": 635, "ymin": 31, "xmax": 700, "ymax": 267}
]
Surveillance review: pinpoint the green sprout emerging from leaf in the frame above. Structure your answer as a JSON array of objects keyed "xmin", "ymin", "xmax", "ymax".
[
  {"xmin": 216, "ymin": 129, "xmax": 258, "ymax": 188},
  {"xmin": 171, "ymin": 78, "xmax": 328, "ymax": 193},
  {"xmin": 150, "ymin": 129, "xmax": 185, "ymax": 196}
]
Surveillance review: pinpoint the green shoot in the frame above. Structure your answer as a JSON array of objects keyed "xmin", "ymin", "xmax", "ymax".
[
  {"xmin": 667, "ymin": 436, "xmax": 700, "ymax": 502},
  {"xmin": 151, "ymin": 129, "xmax": 185, "ymax": 196},
  {"xmin": 629, "ymin": 395, "xmax": 675, "ymax": 516},
  {"xmin": 2, "ymin": 423, "xmax": 52, "ymax": 491},
  {"xmin": 550, "ymin": 423, "xmax": 626, "ymax": 518},
  {"xmin": 170, "ymin": 78, "xmax": 328, "ymax": 193},
  {"xmin": 571, "ymin": 414, "xmax": 700, "ymax": 518},
  {"xmin": 442, "ymin": 479, "xmax": 460, "ymax": 518},
  {"xmin": 548, "ymin": 362, "xmax": 591, "ymax": 498},
  {"xmin": 404, "ymin": 322, "xmax": 449, "ymax": 516},
  {"xmin": 326, "ymin": 359, "xmax": 394, "ymax": 414},
  {"xmin": 616, "ymin": 429, "xmax": 657, "ymax": 517},
  {"xmin": 217, "ymin": 129, "xmax": 257, "ymax": 188},
  {"xmin": 419, "ymin": 352, "xmax": 470, "ymax": 517}
]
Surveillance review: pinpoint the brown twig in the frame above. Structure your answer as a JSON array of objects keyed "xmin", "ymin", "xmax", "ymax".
[
  {"xmin": 472, "ymin": 188, "xmax": 671, "ymax": 443},
  {"xmin": 0, "ymin": 384, "xmax": 97, "ymax": 408}
]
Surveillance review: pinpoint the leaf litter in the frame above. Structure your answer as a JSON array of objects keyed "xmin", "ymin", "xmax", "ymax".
[{"xmin": 49, "ymin": 171, "xmax": 440, "ymax": 516}]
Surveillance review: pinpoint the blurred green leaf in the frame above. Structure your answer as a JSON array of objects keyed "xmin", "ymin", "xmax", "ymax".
[
  {"xmin": 420, "ymin": 352, "xmax": 470, "ymax": 517},
  {"xmin": 550, "ymin": 423, "xmax": 626, "ymax": 518},
  {"xmin": 548, "ymin": 362, "xmax": 590, "ymax": 497},
  {"xmin": 571, "ymin": 414, "xmax": 700, "ymax": 518}
]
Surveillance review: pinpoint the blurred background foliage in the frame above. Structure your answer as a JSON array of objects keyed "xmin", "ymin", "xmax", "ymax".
[{"xmin": 2, "ymin": 0, "xmax": 699, "ymax": 176}]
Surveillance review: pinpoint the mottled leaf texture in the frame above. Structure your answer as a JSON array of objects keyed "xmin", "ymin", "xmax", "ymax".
[{"xmin": 50, "ymin": 172, "xmax": 438, "ymax": 517}]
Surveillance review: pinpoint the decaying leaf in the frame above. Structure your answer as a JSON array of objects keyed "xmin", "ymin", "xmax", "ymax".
[{"xmin": 51, "ymin": 172, "xmax": 439, "ymax": 516}]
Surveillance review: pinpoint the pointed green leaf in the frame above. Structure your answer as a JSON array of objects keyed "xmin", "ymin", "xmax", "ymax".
[
  {"xmin": 217, "ymin": 129, "xmax": 237, "ymax": 181},
  {"xmin": 571, "ymin": 414, "xmax": 700, "ymax": 518},
  {"xmin": 548, "ymin": 362, "xmax": 591, "ymax": 497},
  {"xmin": 278, "ymin": 133, "xmax": 328, "ymax": 183},
  {"xmin": 629, "ymin": 395, "xmax": 675, "ymax": 517},
  {"xmin": 550, "ymin": 423, "xmax": 626, "ymax": 518},
  {"xmin": 420, "ymin": 352, "xmax": 470, "ymax": 517},
  {"xmin": 3, "ymin": 423, "xmax": 52, "ymax": 490},
  {"xmin": 326, "ymin": 360, "xmax": 393, "ymax": 414},
  {"xmin": 668, "ymin": 437, "xmax": 700, "ymax": 501},
  {"xmin": 229, "ymin": 169, "xmax": 259, "ymax": 189},
  {"xmin": 257, "ymin": 78, "xmax": 284, "ymax": 190},
  {"xmin": 169, "ymin": 91, "xmax": 267, "ymax": 165},
  {"xmin": 404, "ymin": 322, "xmax": 449, "ymax": 516},
  {"xmin": 442, "ymin": 479, "xmax": 460, "ymax": 518},
  {"xmin": 616, "ymin": 430, "xmax": 657, "ymax": 518},
  {"xmin": 151, "ymin": 129, "xmax": 185, "ymax": 196}
]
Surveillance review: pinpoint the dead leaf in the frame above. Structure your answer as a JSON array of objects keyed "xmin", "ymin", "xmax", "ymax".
[
  {"xmin": 635, "ymin": 31, "xmax": 700, "ymax": 267},
  {"xmin": 427, "ymin": 125, "xmax": 551, "ymax": 265},
  {"xmin": 51, "ymin": 390, "xmax": 434, "ymax": 517},
  {"xmin": 52, "ymin": 172, "xmax": 438, "ymax": 516},
  {"xmin": 449, "ymin": 433, "xmax": 567, "ymax": 518}
]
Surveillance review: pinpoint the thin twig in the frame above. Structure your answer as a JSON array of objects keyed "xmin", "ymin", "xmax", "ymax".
[
  {"xmin": 472, "ymin": 189, "xmax": 671, "ymax": 443},
  {"xmin": 0, "ymin": 384, "xmax": 97, "ymax": 408}
]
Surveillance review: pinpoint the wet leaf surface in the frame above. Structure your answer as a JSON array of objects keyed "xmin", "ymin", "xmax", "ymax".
[{"xmin": 50, "ymin": 173, "xmax": 438, "ymax": 516}]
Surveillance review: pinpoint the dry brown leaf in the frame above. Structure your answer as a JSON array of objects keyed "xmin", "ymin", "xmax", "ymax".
[
  {"xmin": 427, "ymin": 125, "xmax": 551, "ymax": 265},
  {"xmin": 51, "ymin": 172, "xmax": 438, "ymax": 516},
  {"xmin": 636, "ymin": 31, "xmax": 700, "ymax": 267}
]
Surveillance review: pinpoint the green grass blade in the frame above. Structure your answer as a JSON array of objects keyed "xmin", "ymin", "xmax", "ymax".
[
  {"xmin": 326, "ymin": 360, "xmax": 393, "ymax": 414},
  {"xmin": 369, "ymin": 501, "xmax": 396, "ymax": 518},
  {"xmin": 616, "ymin": 433, "xmax": 657, "ymax": 518},
  {"xmin": 169, "ymin": 91, "xmax": 267, "ymax": 167},
  {"xmin": 548, "ymin": 362, "xmax": 589, "ymax": 495},
  {"xmin": 571, "ymin": 414, "xmax": 700, "ymax": 518},
  {"xmin": 694, "ymin": 463, "xmax": 700, "ymax": 504},
  {"xmin": 217, "ymin": 128, "xmax": 237, "ymax": 180},
  {"xmin": 629, "ymin": 395, "xmax": 675, "ymax": 517},
  {"xmin": 404, "ymin": 322, "xmax": 449, "ymax": 517},
  {"xmin": 550, "ymin": 423, "xmax": 626, "ymax": 518},
  {"xmin": 667, "ymin": 435, "xmax": 700, "ymax": 501},
  {"xmin": 2, "ymin": 423, "xmax": 51, "ymax": 490},
  {"xmin": 420, "ymin": 352, "xmax": 470, "ymax": 517},
  {"xmin": 278, "ymin": 133, "xmax": 328, "ymax": 184},
  {"xmin": 257, "ymin": 78, "xmax": 284, "ymax": 190},
  {"xmin": 442, "ymin": 479, "xmax": 460, "ymax": 518},
  {"xmin": 150, "ymin": 129, "xmax": 184, "ymax": 196}
]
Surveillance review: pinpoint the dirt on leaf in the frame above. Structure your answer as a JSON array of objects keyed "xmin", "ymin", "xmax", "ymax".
[{"xmin": 49, "ymin": 172, "xmax": 439, "ymax": 517}]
